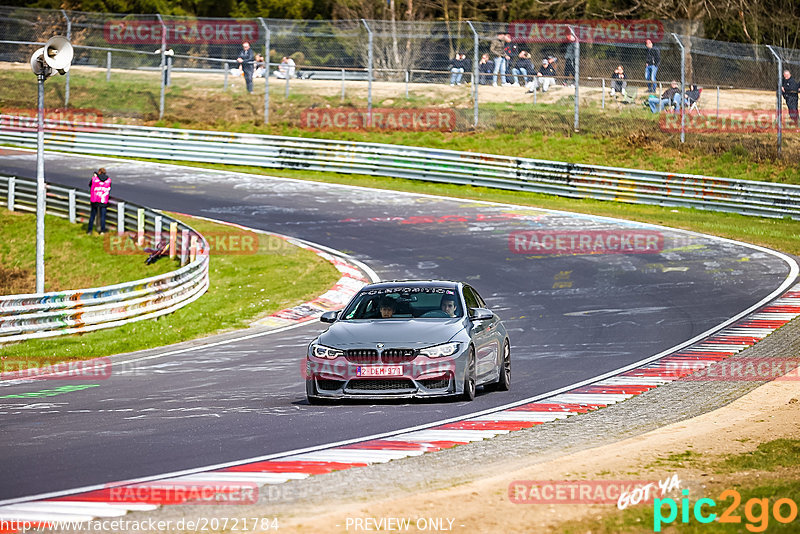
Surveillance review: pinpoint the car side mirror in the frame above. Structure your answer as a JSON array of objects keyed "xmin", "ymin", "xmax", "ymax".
[
  {"xmin": 469, "ymin": 308, "xmax": 494, "ymax": 321},
  {"xmin": 320, "ymin": 310, "xmax": 340, "ymax": 323}
]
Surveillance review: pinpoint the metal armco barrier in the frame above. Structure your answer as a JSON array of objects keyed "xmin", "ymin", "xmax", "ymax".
[
  {"xmin": 1, "ymin": 117, "xmax": 800, "ymax": 220},
  {"xmin": 0, "ymin": 174, "xmax": 209, "ymax": 343}
]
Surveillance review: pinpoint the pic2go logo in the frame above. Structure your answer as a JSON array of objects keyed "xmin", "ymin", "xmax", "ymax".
[{"xmin": 654, "ymin": 489, "xmax": 799, "ymax": 532}]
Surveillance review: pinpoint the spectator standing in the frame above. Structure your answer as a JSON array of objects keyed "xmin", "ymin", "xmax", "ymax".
[
  {"xmin": 87, "ymin": 168, "xmax": 111, "ymax": 235},
  {"xmin": 490, "ymin": 33, "xmax": 507, "ymax": 86},
  {"xmin": 782, "ymin": 69, "xmax": 799, "ymax": 126},
  {"xmin": 512, "ymin": 51, "xmax": 535, "ymax": 86},
  {"xmin": 563, "ymin": 33, "xmax": 577, "ymax": 86},
  {"xmin": 237, "ymin": 41, "xmax": 255, "ymax": 93},
  {"xmin": 610, "ymin": 65, "xmax": 627, "ymax": 96},
  {"xmin": 503, "ymin": 34, "xmax": 519, "ymax": 86},
  {"xmin": 645, "ymin": 39, "xmax": 660, "ymax": 93}
]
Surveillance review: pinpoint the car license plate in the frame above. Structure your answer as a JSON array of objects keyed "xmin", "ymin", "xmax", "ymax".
[{"xmin": 356, "ymin": 366, "xmax": 403, "ymax": 377}]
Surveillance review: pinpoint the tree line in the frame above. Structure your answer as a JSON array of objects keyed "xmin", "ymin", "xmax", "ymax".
[{"xmin": 11, "ymin": 0, "xmax": 799, "ymax": 49}]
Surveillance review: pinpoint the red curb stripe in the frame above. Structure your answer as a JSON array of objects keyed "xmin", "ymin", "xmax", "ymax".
[
  {"xmin": 572, "ymin": 385, "xmax": 656, "ymax": 395},
  {"xmin": 509, "ymin": 403, "xmax": 600, "ymax": 412},
  {"xmin": 437, "ymin": 421, "xmax": 541, "ymax": 430},
  {"xmin": 338, "ymin": 440, "xmax": 444, "ymax": 451}
]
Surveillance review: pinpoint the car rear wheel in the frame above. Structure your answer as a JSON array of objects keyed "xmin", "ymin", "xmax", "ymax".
[{"xmin": 461, "ymin": 347, "xmax": 476, "ymax": 401}]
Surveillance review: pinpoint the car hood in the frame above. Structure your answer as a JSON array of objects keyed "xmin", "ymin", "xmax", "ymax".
[{"xmin": 318, "ymin": 319, "xmax": 465, "ymax": 348}]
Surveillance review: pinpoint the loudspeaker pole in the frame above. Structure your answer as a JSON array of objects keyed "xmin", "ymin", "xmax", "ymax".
[{"xmin": 35, "ymin": 70, "xmax": 46, "ymax": 293}]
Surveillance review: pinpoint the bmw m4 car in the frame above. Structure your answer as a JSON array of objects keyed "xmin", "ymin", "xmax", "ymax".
[{"xmin": 305, "ymin": 280, "xmax": 510, "ymax": 403}]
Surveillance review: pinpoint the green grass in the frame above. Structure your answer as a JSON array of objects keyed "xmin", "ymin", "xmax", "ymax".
[
  {"xmin": 0, "ymin": 211, "xmax": 340, "ymax": 364},
  {"xmin": 721, "ymin": 439, "xmax": 800, "ymax": 472},
  {"xmin": 557, "ymin": 439, "xmax": 800, "ymax": 533},
  {"xmin": 0, "ymin": 209, "xmax": 177, "ymax": 295},
  {"xmin": 2, "ymin": 67, "xmax": 798, "ymax": 181}
]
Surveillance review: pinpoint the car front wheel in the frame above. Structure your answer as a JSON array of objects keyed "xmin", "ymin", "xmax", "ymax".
[{"xmin": 461, "ymin": 347, "xmax": 476, "ymax": 401}]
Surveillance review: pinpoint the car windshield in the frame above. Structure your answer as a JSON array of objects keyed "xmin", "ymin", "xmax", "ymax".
[{"xmin": 341, "ymin": 286, "xmax": 463, "ymax": 319}]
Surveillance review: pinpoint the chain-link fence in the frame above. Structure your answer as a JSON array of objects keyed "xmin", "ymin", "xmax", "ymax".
[{"xmin": 2, "ymin": 7, "xmax": 799, "ymax": 160}]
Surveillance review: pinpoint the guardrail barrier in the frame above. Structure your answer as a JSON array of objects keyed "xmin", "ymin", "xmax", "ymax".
[
  {"xmin": 0, "ymin": 173, "xmax": 209, "ymax": 344},
  {"xmin": 1, "ymin": 117, "xmax": 798, "ymax": 220}
]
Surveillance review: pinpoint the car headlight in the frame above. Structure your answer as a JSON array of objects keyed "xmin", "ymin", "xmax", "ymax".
[
  {"xmin": 310, "ymin": 344, "xmax": 344, "ymax": 359},
  {"xmin": 418, "ymin": 342, "xmax": 459, "ymax": 358}
]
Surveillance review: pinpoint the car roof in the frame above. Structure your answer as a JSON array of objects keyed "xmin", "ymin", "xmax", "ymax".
[{"xmin": 360, "ymin": 280, "xmax": 461, "ymax": 291}]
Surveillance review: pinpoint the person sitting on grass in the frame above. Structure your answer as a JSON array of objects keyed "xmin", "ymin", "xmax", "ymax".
[
  {"xmin": 526, "ymin": 58, "xmax": 557, "ymax": 93},
  {"xmin": 648, "ymin": 80, "xmax": 681, "ymax": 113},
  {"xmin": 610, "ymin": 65, "xmax": 627, "ymax": 97}
]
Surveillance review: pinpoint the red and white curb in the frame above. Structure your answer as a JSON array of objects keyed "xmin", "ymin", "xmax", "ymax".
[{"xmin": 2, "ymin": 285, "xmax": 798, "ymax": 529}]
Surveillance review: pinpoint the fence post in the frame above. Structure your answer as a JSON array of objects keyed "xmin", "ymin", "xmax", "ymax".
[
  {"xmin": 341, "ymin": 69, "xmax": 346, "ymax": 101},
  {"xmin": 224, "ymin": 62, "xmax": 229, "ymax": 90},
  {"xmin": 166, "ymin": 53, "xmax": 173, "ymax": 86},
  {"xmin": 156, "ymin": 14, "xmax": 167, "ymax": 120},
  {"xmin": 169, "ymin": 221, "xmax": 177, "ymax": 259},
  {"xmin": 601, "ymin": 79, "xmax": 605, "ymax": 109},
  {"xmin": 405, "ymin": 70, "xmax": 409, "ymax": 99},
  {"xmin": 467, "ymin": 21, "xmax": 479, "ymax": 129},
  {"xmin": 716, "ymin": 86, "xmax": 720, "ymax": 118},
  {"xmin": 7, "ymin": 177, "xmax": 15, "ymax": 211},
  {"xmin": 154, "ymin": 215, "xmax": 162, "ymax": 246},
  {"xmin": 68, "ymin": 189, "xmax": 76, "ymax": 223},
  {"xmin": 766, "ymin": 45, "xmax": 783, "ymax": 157},
  {"xmin": 61, "ymin": 9, "xmax": 71, "ymax": 108},
  {"xmin": 190, "ymin": 235, "xmax": 198, "ymax": 263},
  {"xmin": 258, "ymin": 18, "xmax": 270, "ymax": 124},
  {"xmin": 569, "ymin": 26, "xmax": 579, "ymax": 132},
  {"xmin": 106, "ymin": 51, "xmax": 112, "ymax": 82},
  {"xmin": 117, "ymin": 201, "xmax": 125, "ymax": 235},
  {"xmin": 672, "ymin": 33, "xmax": 686, "ymax": 144},
  {"xmin": 362, "ymin": 19, "xmax": 373, "ymax": 127},
  {"xmin": 180, "ymin": 229, "xmax": 189, "ymax": 266},
  {"xmin": 137, "ymin": 208, "xmax": 145, "ymax": 246}
]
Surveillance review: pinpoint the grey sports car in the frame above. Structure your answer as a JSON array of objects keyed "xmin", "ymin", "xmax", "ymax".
[{"xmin": 305, "ymin": 280, "xmax": 510, "ymax": 403}]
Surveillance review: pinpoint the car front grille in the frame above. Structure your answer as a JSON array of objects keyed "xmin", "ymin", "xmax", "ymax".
[
  {"xmin": 381, "ymin": 348, "xmax": 416, "ymax": 363},
  {"xmin": 418, "ymin": 378, "xmax": 450, "ymax": 389},
  {"xmin": 316, "ymin": 379, "xmax": 345, "ymax": 391},
  {"xmin": 347, "ymin": 379, "xmax": 416, "ymax": 392},
  {"xmin": 345, "ymin": 349, "xmax": 379, "ymax": 363}
]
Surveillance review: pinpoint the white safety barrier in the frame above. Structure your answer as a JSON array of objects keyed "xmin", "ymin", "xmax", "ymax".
[
  {"xmin": 1, "ymin": 117, "xmax": 799, "ymax": 220},
  {"xmin": 0, "ymin": 175, "xmax": 209, "ymax": 343}
]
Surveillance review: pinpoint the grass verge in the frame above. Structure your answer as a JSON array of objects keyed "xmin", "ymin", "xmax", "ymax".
[
  {"xmin": 0, "ymin": 211, "xmax": 341, "ymax": 364},
  {"xmin": 558, "ymin": 439, "xmax": 800, "ymax": 533},
  {"xmin": 1, "ymin": 66, "xmax": 798, "ymax": 181},
  {"xmin": 0, "ymin": 208, "xmax": 177, "ymax": 295}
]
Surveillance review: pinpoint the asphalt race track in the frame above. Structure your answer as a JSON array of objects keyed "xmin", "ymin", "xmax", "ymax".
[{"xmin": 0, "ymin": 149, "xmax": 794, "ymax": 501}]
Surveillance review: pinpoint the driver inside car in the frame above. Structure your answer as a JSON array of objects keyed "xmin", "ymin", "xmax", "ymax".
[
  {"xmin": 379, "ymin": 297, "xmax": 396, "ymax": 318},
  {"xmin": 441, "ymin": 295, "xmax": 457, "ymax": 317}
]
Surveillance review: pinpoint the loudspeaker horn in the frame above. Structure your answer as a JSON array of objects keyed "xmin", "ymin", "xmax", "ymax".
[
  {"xmin": 43, "ymin": 36, "xmax": 73, "ymax": 74},
  {"xmin": 30, "ymin": 47, "xmax": 48, "ymax": 76}
]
